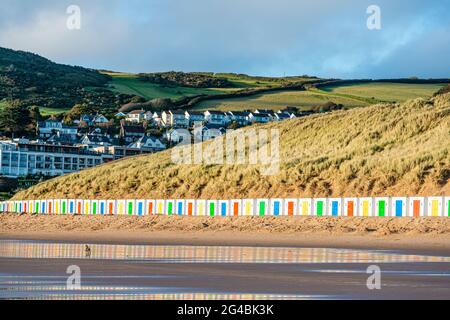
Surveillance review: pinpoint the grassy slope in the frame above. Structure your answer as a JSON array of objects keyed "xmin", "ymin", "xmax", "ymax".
[
  {"xmin": 193, "ymin": 90, "xmax": 369, "ymax": 111},
  {"xmin": 106, "ymin": 72, "xmax": 246, "ymax": 101},
  {"xmin": 321, "ymin": 82, "xmax": 445, "ymax": 103},
  {"xmin": 14, "ymin": 93, "xmax": 450, "ymax": 200},
  {"xmin": 194, "ymin": 83, "xmax": 446, "ymax": 112}
]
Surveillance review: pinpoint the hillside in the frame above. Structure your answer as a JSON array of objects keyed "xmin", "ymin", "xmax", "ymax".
[
  {"xmin": 13, "ymin": 93, "xmax": 450, "ymax": 200},
  {"xmin": 0, "ymin": 47, "xmax": 133, "ymax": 111}
]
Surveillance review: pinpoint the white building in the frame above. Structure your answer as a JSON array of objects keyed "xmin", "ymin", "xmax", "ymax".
[
  {"xmin": 126, "ymin": 110, "xmax": 146, "ymax": 123},
  {"xmin": 128, "ymin": 135, "xmax": 166, "ymax": 152},
  {"xmin": 204, "ymin": 110, "xmax": 229, "ymax": 126},
  {"xmin": 0, "ymin": 140, "xmax": 108, "ymax": 178},
  {"xmin": 37, "ymin": 120, "xmax": 78, "ymax": 138},
  {"xmin": 162, "ymin": 110, "xmax": 190, "ymax": 128}
]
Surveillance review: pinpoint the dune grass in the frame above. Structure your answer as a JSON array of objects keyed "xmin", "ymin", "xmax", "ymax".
[{"xmin": 14, "ymin": 93, "xmax": 450, "ymax": 201}]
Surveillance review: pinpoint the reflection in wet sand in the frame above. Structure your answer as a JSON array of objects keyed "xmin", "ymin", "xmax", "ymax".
[{"xmin": 0, "ymin": 240, "xmax": 449, "ymax": 264}]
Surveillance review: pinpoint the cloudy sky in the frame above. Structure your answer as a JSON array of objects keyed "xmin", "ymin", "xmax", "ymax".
[{"xmin": 1, "ymin": 0, "xmax": 449, "ymax": 78}]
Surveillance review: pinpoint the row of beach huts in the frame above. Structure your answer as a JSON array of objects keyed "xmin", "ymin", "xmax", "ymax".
[{"xmin": 1, "ymin": 196, "xmax": 449, "ymax": 217}]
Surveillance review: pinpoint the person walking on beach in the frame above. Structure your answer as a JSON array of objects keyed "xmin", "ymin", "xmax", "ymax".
[{"xmin": 85, "ymin": 245, "xmax": 91, "ymax": 258}]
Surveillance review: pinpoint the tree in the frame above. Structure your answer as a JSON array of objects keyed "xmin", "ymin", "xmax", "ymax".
[{"xmin": 0, "ymin": 100, "xmax": 32, "ymax": 137}]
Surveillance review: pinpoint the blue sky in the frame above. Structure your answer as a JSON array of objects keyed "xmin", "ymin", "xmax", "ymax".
[{"xmin": 0, "ymin": 0, "xmax": 449, "ymax": 78}]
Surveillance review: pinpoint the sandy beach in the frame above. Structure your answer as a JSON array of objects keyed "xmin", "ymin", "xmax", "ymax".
[{"xmin": 1, "ymin": 214, "xmax": 450, "ymax": 254}]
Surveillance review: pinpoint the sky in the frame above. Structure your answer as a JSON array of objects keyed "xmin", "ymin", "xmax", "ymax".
[{"xmin": 0, "ymin": 0, "xmax": 449, "ymax": 78}]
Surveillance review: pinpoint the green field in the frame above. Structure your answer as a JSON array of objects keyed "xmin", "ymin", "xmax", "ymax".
[
  {"xmin": 39, "ymin": 107, "xmax": 71, "ymax": 116},
  {"xmin": 105, "ymin": 72, "xmax": 240, "ymax": 100},
  {"xmin": 193, "ymin": 82, "xmax": 446, "ymax": 111},
  {"xmin": 193, "ymin": 89, "xmax": 369, "ymax": 111},
  {"xmin": 320, "ymin": 82, "xmax": 445, "ymax": 103}
]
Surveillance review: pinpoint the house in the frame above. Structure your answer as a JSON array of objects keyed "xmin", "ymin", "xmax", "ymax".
[
  {"xmin": 204, "ymin": 110, "xmax": 229, "ymax": 126},
  {"xmin": 115, "ymin": 112, "xmax": 127, "ymax": 118},
  {"xmin": 126, "ymin": 110, "xmax": 146, "ymax": 123},
  {"xmin": 165, "ymin": 128, "xmax": 191, "ymax": 144},
  {"xmin": 227, "ymin": 111, "xmax": 251, "ymax": 126},
  {"xmin": 120, "ymin": 124, "xmax": 146, "ymax": 143},
  {"xmin": 46, "ymin": 132, "xmax": 80, "ymax": 146},
  {"xmin": 128, "ymin": 135, "xmax": 166, "ymax": 152},
  {"xmin": 162, "ymin": 110, "xmax": 189, "ymax": 128},
  {"xmin": 274, "ymin": 112, "xmax": 292, "ymax": 121},
  {"xmin": 80, "ymin": 134, "xmax": 112, "ymax": 148},
  {"xmin": 197, "ymin": 124, "xmax": 226, "ymax": 141},
  {"xmin": 37, "ymin": 120, "xmax": 78, "ymax": 138},
  {"xmin": 185, "ymin": 111, "xmax": 205, "ymax": 126},
  {"xmin": 152, "ymin": 112, "xmax": 163, "ymax": 127},
  {"xmin": 79, "ymin": 114, "xmax": 109, "ymax": 126},
  {"xmin": 248, "ymin": 112, "xmax": 273, "ymax": 123}
]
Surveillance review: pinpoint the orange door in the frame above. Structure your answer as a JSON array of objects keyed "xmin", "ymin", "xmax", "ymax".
[
  {"xmin": 78, "ymin": 203, "xmax": 81, "ymax": 214},
  {"xmin": 109, "ymin": 203, "xmax": 114, "ymax": 215},
  {"xmin": 413, "ymin": 200, "xmax": 420, "ymax": 217},
  {"xmin": 288, "ymin": 202, "xmax": 294, "ymax": 216},
  {"xmin": 233, "ymin": 203, "xmax": 239, "ymax": 216},
  {"xmin": 188, "ymin": 203, "xmax": 193, "ymax": 216},
  {"xmin": 148, "ymin": 202, "xmax": 153, "ymax": 215},
  {"xmin": 48, "ymin": 202, "xmax": 52, "ymax": 214},
  {"xmin": 348, "ymin": 201, "xmax": 354, "ymax": 217}
]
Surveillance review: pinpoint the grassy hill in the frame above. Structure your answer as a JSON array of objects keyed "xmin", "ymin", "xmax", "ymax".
[
  {"xmin": 0, "ymin": 47, "xmax": 135, "ymax": 112},
  {"xmin": 194, "ymin": 82, "xmax": 447, "ymax": 112},
  {"xmin": 14, "ymin": 93, "xmax": 450, "ymax": 200}
]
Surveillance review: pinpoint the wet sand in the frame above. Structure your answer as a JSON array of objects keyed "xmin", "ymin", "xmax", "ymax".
[
  {"xmin": 1, "ymin": 240, "xmax": 450, "ymax": 300},
  {"xmin": 1, "ymin": 214, "xmax": 450, "ymax": 255}
]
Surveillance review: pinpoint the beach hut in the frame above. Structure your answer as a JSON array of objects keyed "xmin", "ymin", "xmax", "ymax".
[
  {"xmin": 136, "ymin": 200, "xmax": 145, "ymax": 216},
  {"xmin": 185, "ymin": 199, "xmax": 196, "ymax": 216},
  {"xmin": 408, "ymin": 197, "xmax": 426, "ymax": 217},
  {"xmin": 207, "ymin": 200, "xmax": 218, "ymax": 217},
  {"xmin": 313, "ymin": 198, "xmax": 327, "ymax": 216},
  {"xmin": 270, "ymin": 199, "xmax": 283, "ymax": 216},
  {"xmin": 60, "ymin": 199, "xmax": 68, "ymax": 215},
  {"xmin": 196, "ymin": 200, "xmax": 207, "ymax": 216},
  {"xmin": 427, "ymin": 196, "xmax": 444, "ymax": 217},
  {"xmin": 98, "ymin": 200, "xmax": 107, "ymax": 215},
  {"xmin": 107, "ymin": 200, "xmax": 116, "ymax": 215},
  {"xmin": 84, "ymin": 200, "xmax": 91, "ymax": 215},
  {"xmin": 343, "ymin": 198, "xmax": 358, "ymax": 217},
  {"xmin": 165, "ymin": 200, "xmax": 175, "ymax": 215},
  {"xmin": 117, "ymin": 200, "xmax": 126, "ymax": 215},
  {"xmin": 155, "ymin": 199, "xmax": 165, "ymax": 215},
  {"xmin": 359, "ymin": 198, "xmax": 374, "ymax": 217},
  {"xmin": 391, "ymin": 197, "xmax": 408, "ymax": 217},
  {"xmin": 90, "ymin": 200, "xmax": 99, "ymax": 215},
  {"xmin": 68, "ymin": 199, "xmax": 76, "ymax": 215},
  {"xmin": 145, "ymin": 200, "xmax": 155, "ymax": 215},
  {"xmin": 374, "ymin": 197, "xmax": 390, "ymax": 217},
  {"xmin": 284, "ymin": 199, "xmax": 298, "ymax": 216},
  {"xmin": 175, "ymin": 199, "xmax": 185, "ymax": 216},
  {"xmin": 328, "ymin": 198, "xmax": 343, "ymax": 217},
  {"xmin": 256, "ymin": 199, "xmax": 269, "ymax": 217},
  {"xmin": 126, "ymin": 199, "xmax": 135, "ymax": 215},
  {"xmin": 76, "ymin": 199, "xmax": 83, "ymax": 215},
  {"xmin": 298, "ymin": 198, "xmax": 312, "ymax": 216},
  {"xmin": 218, "ymin": 200, "xmax": 230, "ymax": 217},
  {"xmin": 243, "ymin": 199, "xmax": 255, "ymax": 216},
  {"xmin": 230, "ymin": 199, "xmax": 242, "ymax": 217}
]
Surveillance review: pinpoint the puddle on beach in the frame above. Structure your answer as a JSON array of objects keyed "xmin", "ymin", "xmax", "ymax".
[{"xmin": 0, "ymin": 240, "xmax": 449, "ymax": 264}]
